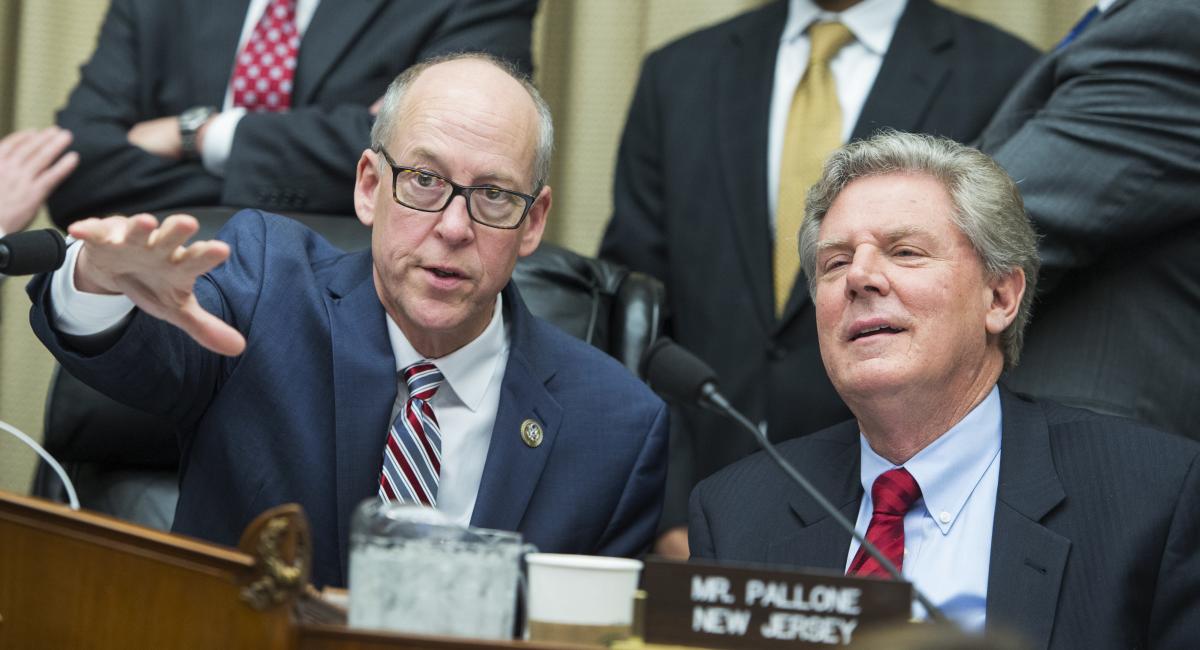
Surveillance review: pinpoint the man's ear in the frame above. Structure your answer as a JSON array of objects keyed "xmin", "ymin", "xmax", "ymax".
[
  {"xmin": 517, "ymin": 185, "xmax": 552, "ymax": 257},
  {"xmin": 354, "ymin": 150, "xmax": 380, "ymax": 227},
  {"xmin": 985, "ymin": 267, "xmax": 1025, "ymax": 335}
]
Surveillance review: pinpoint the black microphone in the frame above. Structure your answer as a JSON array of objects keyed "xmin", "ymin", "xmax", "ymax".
[
  {"xmin": 0, "ymin": 229, "xmax": 67, "ymax": 275},
  {"xmin": 641, "ymin": 336, "xmax": 948, "ymax": 624}
]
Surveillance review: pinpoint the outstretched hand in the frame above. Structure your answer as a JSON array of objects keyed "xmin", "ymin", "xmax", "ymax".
[{"xmin": 68, "ymin": 214, "xmax": 247, "ymax": 356}]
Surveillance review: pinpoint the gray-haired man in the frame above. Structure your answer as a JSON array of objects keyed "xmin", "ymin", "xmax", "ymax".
[{"xmin": 690, "ymin": 131, "xmax": 1199, "ymax": 647}]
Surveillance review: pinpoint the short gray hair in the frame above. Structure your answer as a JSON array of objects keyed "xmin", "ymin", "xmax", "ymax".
[
  {"xmin": 798, "ymin": 130, "xmax": 1039, "ymax": 368},
  {"xmin": 369, "ymin": 52, "xmax": 554, "ymax": 193}
]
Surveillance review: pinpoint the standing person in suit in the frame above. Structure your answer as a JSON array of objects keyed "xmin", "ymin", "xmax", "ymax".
[
  {"xmin": 599, "ymin": 0, "xmax": 1038, "ymax": 557},
  {"xmin": 49, "ymin": 0, "xmax": 537, "ymax": 227},
  {"xmin": 978, "ymin": 0, "xmax": 1200, "ymax": 440},
  {"xmin": 29, "ymin": 54, "xmax": 668, "ymax": 588},
  {"xmin": 690, "ymin": 132, "xmax": 1200, "ymax": 646}
]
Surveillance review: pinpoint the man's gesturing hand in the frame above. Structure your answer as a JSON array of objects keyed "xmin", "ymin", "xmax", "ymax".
[{"xmin": 68, "ymin": 214, "xmax": 247, "ymax": 356}]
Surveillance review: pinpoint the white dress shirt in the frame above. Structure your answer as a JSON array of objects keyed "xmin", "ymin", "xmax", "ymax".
[
  {"xmin": 845, "ymin": 385, "xmax": 1002, "ymax": 630},
  {"xmin": 767, "ymin": 0, "xmax": 907, "ymax": 225},
  {"xmin": 201, "ymin": 0, "xmax": 321, "ymax": 177},
  {"xmin": 385, "ymin": 295, "xmax": 508, "ymax": 527},
  {"xmin": 49, "ymin": 240, "xmax": 510, "ymax": 527}
]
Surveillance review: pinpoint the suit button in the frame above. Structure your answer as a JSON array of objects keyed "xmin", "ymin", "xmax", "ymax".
[{"xmin": 768, "ymin": 344, "xmax": 787, "ymax": 361}]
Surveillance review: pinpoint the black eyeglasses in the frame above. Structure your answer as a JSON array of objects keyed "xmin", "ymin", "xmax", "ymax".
[{"xmin": 374, "ymin": 146, "xmax": 536, "ymax": 230}]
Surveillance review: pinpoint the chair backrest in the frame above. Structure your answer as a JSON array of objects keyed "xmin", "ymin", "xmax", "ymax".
[{"xmin": 31, "ymin": 209, "xmax": 666, "ymax": 527}]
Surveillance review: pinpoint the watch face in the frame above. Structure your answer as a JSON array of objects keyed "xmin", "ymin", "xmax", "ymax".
[
  {"xmin": 181, "ymin": 106, "xmax": 215, "ymax": 131},
  {"xmin": 180, "ymin": 106, "xmax": 215, "ymax": 158}
]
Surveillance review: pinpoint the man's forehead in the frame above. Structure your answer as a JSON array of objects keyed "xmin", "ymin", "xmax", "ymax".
[
  {"xmin": 403, "ymin": 58, "xmax": 535, "ymax": 117},
  {"xmin": 820, "ymin": 174, "xmax": 957, "ymax": 233}
]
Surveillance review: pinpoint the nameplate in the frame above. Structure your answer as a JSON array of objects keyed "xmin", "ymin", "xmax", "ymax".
[{"xmin": 642, "ymin": 558, "xmax": 911, "ymax": 648}]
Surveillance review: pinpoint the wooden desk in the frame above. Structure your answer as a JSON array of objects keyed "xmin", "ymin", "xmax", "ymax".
[{"xmin": 0, "ymin": 492, "xmax": 583, "ymax": 649}]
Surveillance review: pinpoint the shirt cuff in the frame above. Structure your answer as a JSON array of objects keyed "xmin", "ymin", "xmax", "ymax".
[
  {"xmin": 200, "ymin": 108, "xmax": 246, "ymax": 178},
  {"xmin": 50, "ymin": 241, "xmax": 136, "ymax": 335}
]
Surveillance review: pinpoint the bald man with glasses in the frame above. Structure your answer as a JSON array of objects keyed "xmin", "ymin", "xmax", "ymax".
[{"xmin": 28, "ymin": 54, "xmax": 667, "ymax": 588}]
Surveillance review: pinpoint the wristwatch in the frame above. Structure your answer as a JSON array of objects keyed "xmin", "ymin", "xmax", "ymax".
[{"xmin": 179, "ymin": 106, "xmax": 217, "ymax": 160}]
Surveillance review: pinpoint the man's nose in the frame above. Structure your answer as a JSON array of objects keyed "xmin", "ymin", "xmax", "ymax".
[
  {"xmin": 844, "ymin": 247, "xmax": 889, "ymax": 300},
  {"xmin": 434, "ymin": 194, "xmax": 475, "ymax": 243}
]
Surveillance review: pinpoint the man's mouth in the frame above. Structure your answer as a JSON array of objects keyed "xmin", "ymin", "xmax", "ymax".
[
  {"xmin": 849, "ymin": 323, "xmax": 905, "ymax": 341},
  {"xmin": 427, "ymin": 266, "xmax": 464, "ymax": 280}
]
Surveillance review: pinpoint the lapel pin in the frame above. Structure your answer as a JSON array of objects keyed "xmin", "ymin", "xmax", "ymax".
[{"xmin": 520, "ymin": 419, "xmax": 544, "ymax": 448}]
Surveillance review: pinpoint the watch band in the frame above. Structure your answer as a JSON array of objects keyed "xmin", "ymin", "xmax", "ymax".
[{"xmin": 179, "ymin": 106, "xmax": 217, "ymax": 161}]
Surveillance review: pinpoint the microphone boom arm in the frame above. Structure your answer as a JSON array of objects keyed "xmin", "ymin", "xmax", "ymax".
[{"xmin": 697, "ymin": 383, "xmax": 948, "ymax": 624}]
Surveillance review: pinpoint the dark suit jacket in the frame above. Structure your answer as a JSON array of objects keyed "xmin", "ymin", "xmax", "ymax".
[
  {"xmin": 49, "ymin": 0, "xmax": 536, "ymax": 226},
  {"xmin": 978, "ymin": 0, "xmax": 1200, "ymax": 441},
  {"xmin": 690, "ymin": 389, "xmax": 1200, "ymax": 649},
  {"xmin": 28, "ymin": 211, "xmax": 668, "ymax": 588},
  {"xmin": 599, "ymin": 0, "xmax": 1038, "ymax": 529}
]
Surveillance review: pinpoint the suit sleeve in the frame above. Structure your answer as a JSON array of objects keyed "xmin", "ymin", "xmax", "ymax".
[
  {"xmin": 598, "ymin": 54, "xmax": 669, "ymax": 283},
  {"xmin": 1149, "ymin": 451, "xmax": 1200, "ymax": 648},
  {"xmin": 592, "ymin": 401, "xmax": 669, "ymax": 557},
  {"xmin": 26, "ymin": 212, "xmax": 268, "ymax": 433},
  {"xmin": 980, "ymin": 0, "xmax": 1200, "ymax": 283},
  {"xmin": 49, "ymin": 0, "xmax": 223, "ymax": 227},
  {"xmin": 220, "ymin": 0, "xmax": 538, "ymax": 215}
]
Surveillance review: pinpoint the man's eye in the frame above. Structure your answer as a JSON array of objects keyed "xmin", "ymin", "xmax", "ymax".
[
  {"xmin": 415, "ymin": 173, "xmax": 438, "ymax": 188},
  {"xmin": 822, "ymin": 257, "xmax": 849, "ymax": 272},
  {"xmin": 480, "ymin": 187, "xmax": 514, "ymax": 205}
]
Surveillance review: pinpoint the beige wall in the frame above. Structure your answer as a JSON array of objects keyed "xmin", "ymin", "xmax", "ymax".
[{"xmin": 0, "ymin": 0, "xmax": 1091, "ymax": 494}]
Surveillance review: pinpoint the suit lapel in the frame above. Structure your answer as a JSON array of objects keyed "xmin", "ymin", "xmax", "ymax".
[
  {"xmin": 294, "ymin": 0, "xmax": 386, "ymax": 105},
  {"xmin": 766, "ymin": 425, "xmax": 863, "ymax": 570},
  {"xmin": 188, "ymin": 0, "xmax": 250, "ymax": 105},
  {"xmin": 326, "ymin": 251, "xmax": 396, "ymax": 582},
  {"xmin": 470, "ymin": 284, "xmax": 564, "ymax": 532},
  {"xmin": 714, "ymin": 2, "xmax": 787, "ymax": 334},
  {"xmin": 986, "ymin": 389, "xmax": 1069, "ymax": 650},
  {"xmin": 851, "ymin": 0, "xmax": 952, "ymax": 141}
]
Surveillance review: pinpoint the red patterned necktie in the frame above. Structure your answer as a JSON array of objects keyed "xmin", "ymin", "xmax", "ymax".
[
  {"xmin": 230, "ymin": 0, "xmax": 299, "ymax": 112},
  {"xmin": 847, "ymin": 467, "xmax": 922, "ymax": 578},
  {"xmin": 378, "ymin": 362, "xmax": 444, "ymax": 506}
]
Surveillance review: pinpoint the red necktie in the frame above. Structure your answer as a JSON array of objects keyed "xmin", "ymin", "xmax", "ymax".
[
  {"xmin": 847, "ymin": 467, "xmax": 921, "ymax": 578},
  {"xmin": 230, "ymin": 0, "xmax": 299, "ymax": 112}
]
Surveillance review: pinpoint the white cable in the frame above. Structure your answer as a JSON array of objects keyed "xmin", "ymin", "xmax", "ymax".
[{"xmin": 0, "ymin": 419, "xmax": 80, "ymax": 510}]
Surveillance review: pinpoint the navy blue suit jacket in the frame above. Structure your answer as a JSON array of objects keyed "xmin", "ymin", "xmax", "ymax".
[
  {"xmin": 29, "ymin": 211, "xmax": 668, "ymax": 587},
  {"xmin": 689, "ymin": 388, "xmax": 1200, "ymax": 649}
]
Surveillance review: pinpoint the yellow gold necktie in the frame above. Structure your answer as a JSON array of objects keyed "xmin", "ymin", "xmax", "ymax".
[{"xmin": 773, "ymin": 21, "xmax": 854, "ymax": 316}]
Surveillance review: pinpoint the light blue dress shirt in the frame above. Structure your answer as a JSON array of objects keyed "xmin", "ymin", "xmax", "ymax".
[{"xmin": 845, "ymin": 386, "xmax": 1003, "ymax": 630}]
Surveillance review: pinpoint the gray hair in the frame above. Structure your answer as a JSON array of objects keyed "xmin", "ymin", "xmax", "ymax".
[
  {"xmin": 798, "ymin": 130, "xmax": 1039, "ymax": 368},
  {"xmin": 369, "ymin": 52, "xmax": 554, "ymax": 193}
]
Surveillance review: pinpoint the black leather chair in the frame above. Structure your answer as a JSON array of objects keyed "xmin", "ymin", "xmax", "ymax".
[{"xmin": 30, "ymin": 208, "xmax": 666, "ymax": 528}]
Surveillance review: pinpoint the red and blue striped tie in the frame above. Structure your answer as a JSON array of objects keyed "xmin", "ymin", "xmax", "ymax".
[
  {"xmin": 847, "ymin": 467, "xmax": 921, "ymax": 577},
  {"xmin": 378, "ymin": 362, "xmax": 444, "ymax": 506}
]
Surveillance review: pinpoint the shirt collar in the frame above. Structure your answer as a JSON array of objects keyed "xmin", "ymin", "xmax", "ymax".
[
  {"xmin": 859, "ymin": 385, "xmax": 1002, "ymax": 535},
  {"xmin": 781, "ymin": 0, "xmax": 908, "ymax": 56},
  {"xmin": 386, "ymin": 293, "xmax": 508, "ymax": 412},
  {"xmin": 1096, "ymin": 0, "xmax": 1118, "ymax": 12}
]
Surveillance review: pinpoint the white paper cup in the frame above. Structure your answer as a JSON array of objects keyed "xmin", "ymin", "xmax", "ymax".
[{"xmin": 525, "ymin": 553, "xmax": 643, "ymax": 646}]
